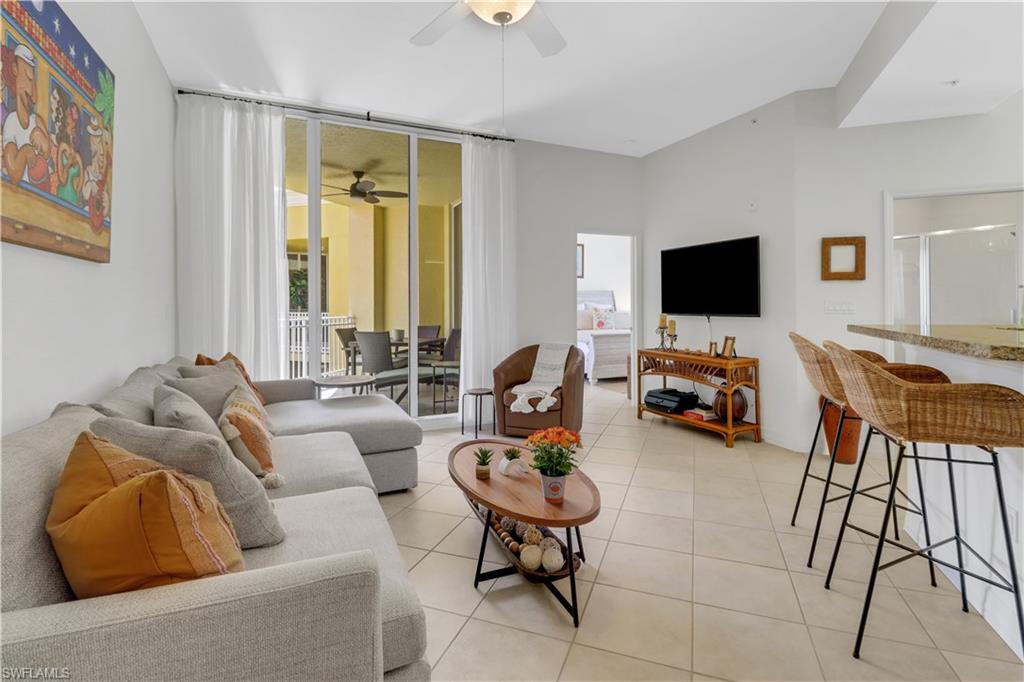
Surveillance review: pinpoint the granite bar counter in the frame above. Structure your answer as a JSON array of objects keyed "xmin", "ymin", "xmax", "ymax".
[
  {"xmin": 848, "ymin": 323, "xmax": 1024, "ymax": 361},
  {"xmin": 849, "ymin": 323, "xmax": 1024, "ymax": 661}
]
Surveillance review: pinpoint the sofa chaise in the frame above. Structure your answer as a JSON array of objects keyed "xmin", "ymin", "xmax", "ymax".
[{"xmin": 0, "ymin": 358, "xmax": 429, "ymax": 680}]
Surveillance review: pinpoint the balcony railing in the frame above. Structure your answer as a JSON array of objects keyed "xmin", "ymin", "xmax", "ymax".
[{"xmin": 286, "ymin": 312, "xmax": 356, "ymax": 379}]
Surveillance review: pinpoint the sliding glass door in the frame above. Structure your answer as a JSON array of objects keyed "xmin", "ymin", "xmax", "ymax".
[{"xmin": 283, "ymin": 115, "xmax": 461, "ymax": 418}]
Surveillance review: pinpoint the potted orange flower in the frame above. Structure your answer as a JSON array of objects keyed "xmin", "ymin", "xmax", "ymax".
[{"xmin": 526, "ymin": 427, "xmax": 581, "ymax": 504}]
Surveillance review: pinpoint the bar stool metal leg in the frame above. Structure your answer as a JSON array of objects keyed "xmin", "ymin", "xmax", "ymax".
[
  {"xmin": 792, "ymin": 400, "xmax": 828, "ymax": 526},
  {"xmin": 884, "ymin": 440, "xmax": 901, "ymax": 541},
  {"xmin": 990, "ymin": 448, "xmax": 1024, "ymax": 655},
  {"xmin": 911, "ymin": 443, "xmax": 938, "ymax": 587},
  {"xmin": 825, "ymin": 428, "xmax": 874, "ymax": 589},
  {"xmin": 808, "ymin": 406, "xmax": 847, "ymax": 567},
  {"xmin": 945, "ymin": 444, "xmax": 970, "ymax": 612},
  {"xmin": 854, "ymin": 443, "xmax": 906, "ymax": 658}
]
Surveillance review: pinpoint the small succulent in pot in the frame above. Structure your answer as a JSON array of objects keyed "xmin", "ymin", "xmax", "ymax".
[
  {"xmin": 474, "ymin": 447, "xmax": 494, "ymax": 480},
  {"xmin": 498, "ymin": 446, "xmax": 525, "ymax": 475}
]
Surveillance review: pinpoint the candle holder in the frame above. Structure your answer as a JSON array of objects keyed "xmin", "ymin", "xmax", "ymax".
[
  {"xmin": 656, "ymin": 326, "xmax": 668, "ymax": 350},
  {"xmin": 667, "ymin": 333, "xmax": 678, "ymax": 351}
]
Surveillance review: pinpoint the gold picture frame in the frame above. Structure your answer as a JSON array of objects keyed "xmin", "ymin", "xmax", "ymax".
[{"xmin": 721, "ymin": 336, "xmax": 736, "ymax": 358}]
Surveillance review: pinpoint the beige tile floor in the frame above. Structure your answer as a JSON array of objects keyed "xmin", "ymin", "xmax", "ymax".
[{"xmin": 383, "ymin": 381, "xmax": 1024, "ymax": 681}]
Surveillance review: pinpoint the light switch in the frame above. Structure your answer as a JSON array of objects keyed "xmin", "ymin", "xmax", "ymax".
[{"xmin": 824, "ymin": 301, "xmax": 855, "ymax": 315}]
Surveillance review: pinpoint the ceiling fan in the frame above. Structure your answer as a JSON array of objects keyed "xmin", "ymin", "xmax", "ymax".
[
  {"xmin": 410, "ymin": 0, "xmax": 566, "ymax": 57},
  {"xmin": 322, "ymin": 171, "xmax": 408, "ymax": 205}
]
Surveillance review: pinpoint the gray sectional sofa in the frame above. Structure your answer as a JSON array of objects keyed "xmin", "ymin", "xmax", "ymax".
[{"xmin": 0, "ymin": 357, "xmax": 430, "ymax": 681}]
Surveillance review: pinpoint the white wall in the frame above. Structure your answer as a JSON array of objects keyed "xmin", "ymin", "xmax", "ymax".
[
  {"xmin": 638, "ymin": 89, "xmax": 1024, "ymax": 451},
  {"xmin": 515, "ymin": 140, "xmax": 642, "ymax": 347},
  {"xmin": 1, "ymin": 3, "xmax": 176, "ymax": 434},
  {"xmin": 792, "ymin": 89, "xmax": 1024, "ymax": 428},
  {"xmin": 576, "ymin": 233, "xmax": 632, "ymax": 312},
  {"xmin": 642, "ymin": 94, "xmax": 799, "ymax": 447}
]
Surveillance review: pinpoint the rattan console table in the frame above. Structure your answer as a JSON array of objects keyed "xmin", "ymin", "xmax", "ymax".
[{"xmin": 636, "ymin": 348, "xmax": 762, "ymax": 447}]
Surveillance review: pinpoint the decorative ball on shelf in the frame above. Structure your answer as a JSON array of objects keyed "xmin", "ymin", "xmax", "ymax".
[
  {"xmin": 499, "ymin": 531, "xmax": 510, "ymax": 542},
  {"xmin": 713, "ymin": 383, "xmax": 748, "ymax": 422},
  {"xmin": 509, "ymin": 541, "xmax": 520, "ymax": 554},
  {"xmin": 500, "ymin": 516, "xmax": 516, "ymax": 533},
  {"xmin": 515, "ymin": 520, "xmax": 530, "ymax": 538},
  {"xmin": 539, "ymin": 537, "xmax": 559, "ymax": 554},
  {"xmin": 522, "ymin": 526, "xmax": 544, "ymax": 546},
  {"xmin": 520, "ymin": 545, "xmax": 542, "ymax": 571},
  {"xmin": 541, "ymin": 548, "xmax": 564, "ymax": 572}
]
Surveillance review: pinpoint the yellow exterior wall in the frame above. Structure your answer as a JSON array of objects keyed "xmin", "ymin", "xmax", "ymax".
[
  {"xmin": 286, "ymin": 202, "xmax": 350, "ymax": 317},
  {"xmin": 348, "ymin": 204, "xmax": 386, "ymax": 330},
  {"xmin": 382, "ymin": 205, "xmax": 410, "ymax": 333},
  {"xmin": 284, "ymin": 200, "xmax": 455, "ymax": 337},
  {"xmin": 418, "ymin": 205, "xmax": 447, "ymax": 330}
]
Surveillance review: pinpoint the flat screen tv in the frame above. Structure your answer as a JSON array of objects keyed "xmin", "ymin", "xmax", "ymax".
[{"xmin": 661, "ymin": 236, "xmax": 760, "ymax": 317}]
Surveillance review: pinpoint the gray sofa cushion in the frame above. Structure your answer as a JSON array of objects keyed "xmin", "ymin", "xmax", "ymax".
[
  {"xmin": 165, "ymin": 372, "xmax": 246, "ymax": 421},
  {"xmin": 267, "ymin": 432, "xmax": 375, "ymax": 499},
  {"xmin": 90, "ymin": 367, "xmax": 166, "ymax": 424},
  {"xmin": 265, "ymin": 395, "xmax": 423, "ymax": 454},
  {"xmin": 90, "ymin": 418, "xmax": 286, "ymax": 549},
  {"xmin": 177, "ymin": 361, "xmax": 239, "ymax": 380},
  {"xmin": 1, "ymin": 403, "xmax": 102, "ymax": 611},
  {"xmin": 153, "ymin": 384, "xmax": 222, "ymax": 437},
  {"xmin": 244, "ymin": 487, "xmax": 426, "ymax": 672}
]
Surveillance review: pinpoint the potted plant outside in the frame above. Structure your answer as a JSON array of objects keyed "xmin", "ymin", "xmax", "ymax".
[
  {"xmin": 474, "ymin": 447, "xmax": 493, "ymax": 480},
  {"xmin": 498, "ymin": 446, "xmax": 526, "ymax": 475},
  {"xmin": 526, "ymin": 427, "xmax": 581, "ymax": 504}
]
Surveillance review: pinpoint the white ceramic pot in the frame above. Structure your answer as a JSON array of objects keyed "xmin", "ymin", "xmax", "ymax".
[
  {"xmin": 541, "ymin": 474, "xmax": 566, "ymax": 503},
  {"xmin": 498, "ymin": 458, "xmax": 526, "ymax": 476}
]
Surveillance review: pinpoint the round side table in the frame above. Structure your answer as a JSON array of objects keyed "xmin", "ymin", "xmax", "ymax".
[
  {"xmin": 313, "ymin": 374, "xmax": 375, "ymax": 399},
  {"xmin": 462, "ymin": 388, "xmax": 495, "ymax": 439}
]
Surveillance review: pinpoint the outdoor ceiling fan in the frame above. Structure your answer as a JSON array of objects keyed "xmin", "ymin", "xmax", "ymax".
[
  {"xmin": 322, "ymin": 171, "xmax": 408, "ymax": 205},
  {"xmin": 410, "ymin": 0, "xmax": 566, "ymax": 57}
]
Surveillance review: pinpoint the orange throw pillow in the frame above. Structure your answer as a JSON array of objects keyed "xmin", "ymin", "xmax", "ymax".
[
  {"xmin": 195, "ymin": 352, "xmax": 266, "ymax": 404},
  {"xmin": 46, "ymin": 432, "xmax": 244, "ymax": 599},
  {"xmin": 219, "ymin": 386, "xmax": 283, "ymax": 489}
]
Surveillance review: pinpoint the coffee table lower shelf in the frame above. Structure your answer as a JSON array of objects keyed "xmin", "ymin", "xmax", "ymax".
[{"xmin": 465, "ymin": 497, "xmax": 586, "ymax": 627}]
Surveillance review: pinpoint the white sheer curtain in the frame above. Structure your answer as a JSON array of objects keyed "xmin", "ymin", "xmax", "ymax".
[
  {"xmin": 174, "ymin": 95, "xmax": 287, "ymax": 379},
  {"xmin": 460, "ymin": 136, "xmax": 517, "ymax": 403}
]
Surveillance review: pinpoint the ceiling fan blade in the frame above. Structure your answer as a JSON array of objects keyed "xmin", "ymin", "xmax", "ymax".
[
  {"xmin": 520, "ymin": 3, "xmax": 566, "ymax": 57},
  {"xmin": 410, "ymin": 1, "xmax": 472, "ymax": 46},
  {"xmin": 364, "ymin": 194, "xmax": 381, "ymax": 205},
  {"xmin": 355, "ymin": 180, "xmax": 376, "ymax": 192},
  {"xmin": 371, "ymin": 191, "xmax": 408, "ymax": 198}
]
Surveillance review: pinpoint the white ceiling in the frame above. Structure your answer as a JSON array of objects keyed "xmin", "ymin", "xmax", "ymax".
[
  {"xmin": 841, "ymin": 2, "xmax": 1024, "ymax": 128},
  {"xmin": 136, "ymin": 1, "xmax": 885, "ymax": 156}
]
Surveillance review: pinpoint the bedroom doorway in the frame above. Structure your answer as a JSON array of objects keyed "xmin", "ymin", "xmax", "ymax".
[{"xmin": 575, "ymin": 233, "xmax": 635, "ymax": 390}]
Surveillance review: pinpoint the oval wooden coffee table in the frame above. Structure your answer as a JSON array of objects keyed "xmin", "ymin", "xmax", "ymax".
[{"xmin": 448, "ymin": 439, "xmax": 601, "ymax": 627}]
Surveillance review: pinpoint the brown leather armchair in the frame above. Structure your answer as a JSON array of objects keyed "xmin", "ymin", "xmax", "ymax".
[{"xmin": 493, "ymin": 345, "xmax": 584, "ymax": 437}]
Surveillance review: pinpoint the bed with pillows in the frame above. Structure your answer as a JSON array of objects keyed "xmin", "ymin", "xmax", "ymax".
[{"xmin": 576, "ymin": 289, "xmax": 632, "ymax": 383}]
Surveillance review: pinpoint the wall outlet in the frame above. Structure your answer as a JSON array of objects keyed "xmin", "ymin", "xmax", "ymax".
[{"xmin": 824, "ymin": 300, "xmax": 855, "ymax": 315}]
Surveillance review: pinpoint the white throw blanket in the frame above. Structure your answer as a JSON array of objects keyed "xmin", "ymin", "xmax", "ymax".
[{"xmin": 510, "ymin": 344, "xmax": 571, "ymax": 413}]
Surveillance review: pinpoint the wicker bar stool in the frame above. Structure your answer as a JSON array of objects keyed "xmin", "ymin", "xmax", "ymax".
[
  {"xmin": 824, "ymin": 341, "xmax": 1024, "ymax": 658},
  {"xmin": 789, "ymin": 333, "xmax": 937, "ymax": 569}
]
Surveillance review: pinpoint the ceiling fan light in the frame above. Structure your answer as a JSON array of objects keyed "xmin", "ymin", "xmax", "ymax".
[{"xmin": 466, "ymin": 0, "xmax": 536, "ymax": 26}]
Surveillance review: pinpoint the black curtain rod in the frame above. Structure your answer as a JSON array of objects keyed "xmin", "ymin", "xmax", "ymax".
[{"xmin": 175, "ymin": 88, "xmax": 515, "ymax": 143}]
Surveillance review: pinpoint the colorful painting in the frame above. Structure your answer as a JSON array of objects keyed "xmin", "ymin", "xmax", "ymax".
[{"xmin": 1, "ymin": 1, "xmax": 113, "ymax": 262}]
